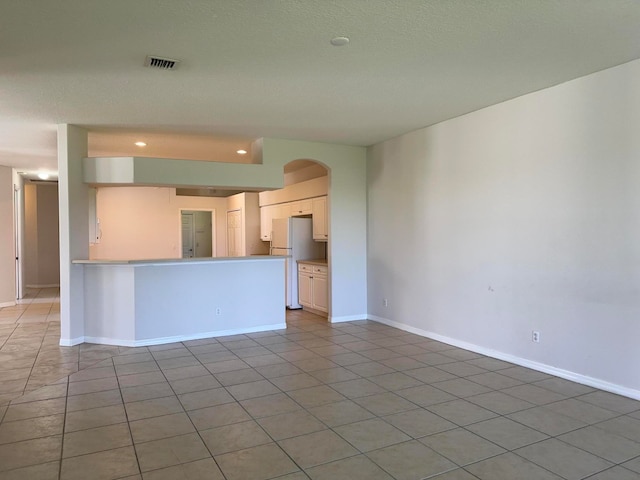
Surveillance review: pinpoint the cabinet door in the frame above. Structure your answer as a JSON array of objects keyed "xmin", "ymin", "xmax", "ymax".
[
  {"xmin": 290, "ymin": 199, "xmax": 312, "ymax": 216},
  {"xmin": 312, "ymin": 196, "xmax": 328, "ymax": 240},
  {"xmin": 312, "ymin": 274, "xmax": 328, "ymax": 312},
  {"xmin": 260, "ymin": 205, "xmax": 274, "ymax": 241},
  {"xmin": 298, "ymin": 272, "xmax": 313, "ymax": 307}
]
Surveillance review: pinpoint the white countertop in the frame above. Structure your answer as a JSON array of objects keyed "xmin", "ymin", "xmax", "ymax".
[
  {"xmin": 73, "ymin": 255, "xmax": 287, "ymax": 266},
  {"xmin": 297, "ymin": 258, "xmax": 328, "ymax": 266}
]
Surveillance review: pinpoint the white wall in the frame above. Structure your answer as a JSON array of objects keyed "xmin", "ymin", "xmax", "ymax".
[
  {"xmin": 368, "ymin": 60, "xmax": 640, "ymax": 397},
  {"xmin": 90, "ymin": 187, "xmax": 227, "ymax": 260},
  {"xmin": 0, "ymin": 166, "xmax": 15, "ymax": 306}
]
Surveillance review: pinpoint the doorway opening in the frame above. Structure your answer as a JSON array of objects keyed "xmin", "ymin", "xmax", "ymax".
[{"xmin": 180, "ymin": 209, "xmax": 215, "ymax": 258}]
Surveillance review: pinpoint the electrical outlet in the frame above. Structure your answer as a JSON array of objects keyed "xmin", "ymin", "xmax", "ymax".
[
  {"xmin": 216, "ymin": 308, "xmax": 222, "ymax": 316},
  {"xmin": 383, "ymin": 298, "xmax": 388, "ymax": 307},
  {"xmin": 532, "ymin": 331, "xmax": 540, "ymax": 343}
]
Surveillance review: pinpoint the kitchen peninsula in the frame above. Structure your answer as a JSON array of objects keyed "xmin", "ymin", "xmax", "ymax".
[{"xmin": 71, "ymin": 255, "xmax": 285, "ymax": 346}]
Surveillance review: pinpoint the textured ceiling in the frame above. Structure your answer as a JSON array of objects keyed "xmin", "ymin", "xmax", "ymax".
[{"xmin": 2, "ymin": 0, "xmax": 640, "ymax": 174}]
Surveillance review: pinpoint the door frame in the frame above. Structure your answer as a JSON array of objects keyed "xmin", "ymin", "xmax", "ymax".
[{"xmin": 178, "ymin": 208, "xmax": 216, "ymax": 258}]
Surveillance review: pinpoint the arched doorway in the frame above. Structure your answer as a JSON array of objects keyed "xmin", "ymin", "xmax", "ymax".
[{"xmin": 262, "ymin": 159, "xmax": 330, "ymax": 320}]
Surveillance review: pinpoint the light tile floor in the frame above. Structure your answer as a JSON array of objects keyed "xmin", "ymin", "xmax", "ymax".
[
  {"xmin": 0, "ymin": 288, "xmax": 130, "ymax": 406},
  {"xmin": 0, "ymin": 301, "xmax": 639, "ymax": 479}
]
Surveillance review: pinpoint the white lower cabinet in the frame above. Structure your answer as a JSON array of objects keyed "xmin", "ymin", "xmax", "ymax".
[{"xmin": 298, "ymin": 262, "xmax": 328, "ymax": 314}]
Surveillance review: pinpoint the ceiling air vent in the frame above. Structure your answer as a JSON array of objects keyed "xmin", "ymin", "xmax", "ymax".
[{"xmin": 144, "ymin": 55, "xmax": 180, "ymax": 70}]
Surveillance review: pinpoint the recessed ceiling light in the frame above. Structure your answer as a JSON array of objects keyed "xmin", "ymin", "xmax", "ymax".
[
  {"xmin": 37, "ymin": 172, "xmax": 49, "ymax": 180},
  {"xmin": 330, "ymin": 36, "xmax": 350, "ymax": 46},
  {"xmin": 135, "ymin": 141, "xmax": 147, "ymax": 147},
  {"xmin": 237, "ymin": 149, "xmax": 247, "ymax": 155}
]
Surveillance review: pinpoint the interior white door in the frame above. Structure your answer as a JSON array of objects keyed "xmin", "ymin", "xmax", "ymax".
[
  {"xmin": 227, "ymin": 209, "xmax": 242, "ymax": 257},
  {"xmin": 181, "ymin": 212, "xmax": 195, "ymax": 258}
]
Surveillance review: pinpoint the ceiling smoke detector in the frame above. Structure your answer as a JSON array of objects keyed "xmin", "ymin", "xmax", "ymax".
[{"xmin": 144, "ymin": 55, "xmax": 180, "ymax": 70}]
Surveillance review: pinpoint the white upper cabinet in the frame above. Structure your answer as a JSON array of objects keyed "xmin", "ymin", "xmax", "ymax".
[{"xmin": 312, "ymin": 196, "xmax": 328, "ymax": 241}]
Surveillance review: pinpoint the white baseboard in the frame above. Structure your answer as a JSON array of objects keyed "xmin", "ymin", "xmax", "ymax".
[
  {"xmin": 26, "ymin": 284, "xmax": 60, "ymax": 288},
  {"xmin": 330, "ymin": 314, "xmax": 368, "ymax": 323},
  {"xmin": 368, "ymin": 314, "xmax": 640, "ymax": 401},
  {"xmin": 59, "ymin": 336, "xmax": 85, "ymax": 347},
  {"xmin": 0, "ymin": 300, "xmax": 16, "ymax": 308},
  {"xmin": 73, "ymin": 323, "xmax": 288, "ymax": 348}
]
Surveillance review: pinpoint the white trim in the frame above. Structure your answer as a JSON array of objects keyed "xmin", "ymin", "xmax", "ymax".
[
  {"xmin": 368, "ymin": 315, "xmax": 640, "ymax": 401},
  {"xmin": 330, "ymin": 313, "xmax": 368, "ymax": 323},
  {"xmin": 0, "ymin": 300, "xmax": 16, "ymax": 308},
  {"xmin": 59, "ymin": 336, "xmax": 85, "ymax": 347},
  {"xmin": 26, "ymin": 284, "xmax": 60, "ymax": 288},
  {"xmin": 77, "ymin": 323, "xmax": 288, "ymax": 347}
]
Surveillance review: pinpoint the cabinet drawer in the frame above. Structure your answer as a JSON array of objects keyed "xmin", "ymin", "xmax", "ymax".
[
  {"xmin": 298, "ymin": 263, "xmax": 313, "ymax": 273},
  {"xmin": 312, "ymin": 265, "xmax": 328, "ymax": 275}
]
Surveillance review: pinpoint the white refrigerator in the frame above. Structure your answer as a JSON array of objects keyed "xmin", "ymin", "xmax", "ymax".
[{"xmin": 271, "ymin": 217, "xmax": 324, "ymax": 309}]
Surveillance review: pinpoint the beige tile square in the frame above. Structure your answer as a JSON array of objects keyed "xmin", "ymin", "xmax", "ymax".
[
  {"xmin": 121, "ymin": 383, "xmax": 174, "ymax": 403},
  {"xmin": 63, "ymin": 423, "xmax": 132, "ymax": 458},
  {"xmin": 287, "ymin": 385, "xmax": 346, "ymax": 408},
  {"xmin": 366, "ymin": 440, "xmax": 456, "ymax": 480},
  {"xmin": 585, "ymin": 466, "xmax": 640, "ymax": 480},
  {"xmin": 507, "ymin": 405, "xmax": 587, "ymax": 435},
  {"xmin": 64, "ymin": 404, "xmax": 127, "ymax": 432},
  {"xmin": 215, "ymin": 443, "xmax": 298, "ymax": 480},
  {"xmin": 309, "ymin": 367, "xmax": 360, "ymax": 383},
  {"xmin": 0, "ymin": 414, "xmax": 64, "ymax": 444},
  {"xmin": 516, "ymin": 438, "xmax": 613, "ymax": 479},
  {"xmin": 117, "ymin": 371, "xmax": 166, "ymax": 388},
  {"xmin": 559, "ymin": 426, "xmax": 640, "ymax": 463},
  {"xmin": 427, "ymin": 399, "xmax": 498, "ymax": 426},
  {"xmin": 240, "ymin": 393, "xmax": 302, "ymax": 418},
  {"xmin": 169, "ymin": 375, "xmax": 221, "ymax": 394},
  {"xmin": 141, "ymin": 457, "xmax": 224, "ymax": 480},
  {"xmin": 214, "ymin": 368, "xmax": 264, "ymax": 386},
  {"xmin": 307, "ymin": 400, "xmax": 375, "ymax": 427},
  {"xmin": 396, "ymin": 385, "xmax": 456, "ymax": 407},
  {"xmin": 466, "ymin": 391, "xmax": 535, "ymax": 415},
  {"xmin": 66, "ymin": 389, "xmax": 123, "ymax": 412},
  {"xmin": 420, "ymin": 428, "xmax": 505, "ymax": 466},
  {"xmin": 383, "ymin": 408, "xmax": 456, "ymax": 438},
  {"xmin": 257, "ymin": 410, "xmax": 327, "ymax": 440},
  {"xmin": 329, "ymin": 378, "xmax": 386, "ymax": 398},
  {"xmin": 0, "ymin": 435, "xmax": 62, "ymax": 472},
  {"xmin": 592, "ymin": 416, "xmax": 640, "ymax": 443},
  {"xmin": 545, "ymin": 398, "xmax": 619, "ymax": 424},
  {"xmin": 500, "ymin": 384, "xmax": 565, "ymax": 405},
  {"xmin": 129, "ymin": 412, "xmax": 195, "ymax": 444},
  {"xmin": 279, "ymin": 429, "xmax": 358, "ymax": 468},
  {"xmin": 368, "ymin": 372, "xmax": 424, "ymax": 390},
  {"xmin": 306, "ymin": 454, "xmax": 393, "ymax": 480},
  {"xmin": 60, "ymin": 445, "xmax": 139, "ymax": 480},
  {"xmin": 125, "ymin": 395, "xmax": 184, "ymax": 421},
  {"xmin": 466, "ymin": 371, "xmax": 523, "ymax": 390},
  {"xmin": 467, "ymin": 417, "xmax": 548, "ymax": 450},
  {"xmin": 353, "ymin": 392, "xmax": 418, "ymax": 416},
  {"xmin": 334, "ymin": 418, "xmax": 411, "ymax": 452},
  {"xmin": 579, "ymin": 391, "xmax": 640, "ymax": 414},
  {"xmin": 162, "ymin": 364, "xmax": 210, "ymax": 382},
  {"xmin": 532, "ymin": 377, "xmax": 595, "ymax": 397},
  {"xmin": 200, "ymin": 420, "xmax": 271, "ymax": 455},
  {"xmin": 0, "ymin": 460, "xmax": 59, "ymax": 480},
  {"xmin": 466, "ymin": 452, "xmax": 563, "ymax": 480},
  {"xmin": 178, "ymin": 387, "xmax": 235, "ymax": 411},
  {"xmin": 67, "ymin": 377, "xmax": 119, "ymax": 396},
  {"xmin": 226, "ymin": 380, "xmax": 280, "ymax": 401},
  {"xmin": 3, "ymin": 397, "xmax": 66, "ymax": 421},
  {"xmin": 188, "ymin": 402, "xmax": 252, "ymax": 431},
  {"xmin": 135, "ymin": 432, "xmax": 211, "ymax": 472},
  {"xmin": 269, "ymin": 373, "xmax": 321, "ymax": 391}
]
